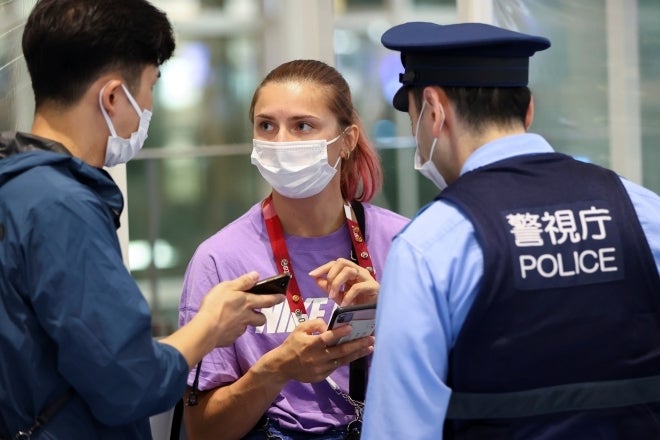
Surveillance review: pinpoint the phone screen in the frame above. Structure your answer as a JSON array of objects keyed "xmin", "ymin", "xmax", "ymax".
[{"xmin": 327, "ymin": 303, "xmax": 376, "ymax": 345}]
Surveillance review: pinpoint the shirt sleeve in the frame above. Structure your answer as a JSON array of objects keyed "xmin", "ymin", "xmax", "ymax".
[
  {"xmin": 362, "ymin": 201, "xmax": 484, "ymax": 439},
  {"xmin": 178, "ymin": 241, "xmax": 243, "ymax": 389},
  {"xmin": 27, "ymin": 189, "xmax": 188, "ymax": 425},
  {"xmin": 621, "ymin": 178, "xmax": 660, "ymax": 272}
]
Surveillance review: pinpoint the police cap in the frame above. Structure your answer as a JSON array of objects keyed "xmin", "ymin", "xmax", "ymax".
[{"xmin": 381, "ymin": 22, "xmax": 551, "ymax": 111}]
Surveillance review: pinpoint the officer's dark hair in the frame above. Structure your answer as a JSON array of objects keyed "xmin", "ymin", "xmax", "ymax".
[
  {"xmin": 22, "ymin": 0, "xmax": 175, "ymax": 108},
  {"xmin": 411, "ymin": 86, "xmax": 531, "ymax": 133}
]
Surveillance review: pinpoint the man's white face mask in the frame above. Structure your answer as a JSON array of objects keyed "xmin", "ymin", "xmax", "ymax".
[
  {"xmin": 250, "ymin": 133, "xmax": 343, "ymax": 199},
  {"xmin": 99, "ymin": 83, "xmax": 152, "ymax": 168},
  {"xmin": 413, "ymin": 101, "xmax": 447, "ymax": 190}
]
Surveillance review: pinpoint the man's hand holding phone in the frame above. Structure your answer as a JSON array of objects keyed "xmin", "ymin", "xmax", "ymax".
[{"xmin": 169, "ymin": 271, "xmax": 287, "ymax": 368}]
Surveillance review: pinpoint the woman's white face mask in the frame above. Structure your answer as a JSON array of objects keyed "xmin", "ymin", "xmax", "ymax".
[{"xmin": 251, "ymin": 133, "xmax": 343, "ymax": 199}]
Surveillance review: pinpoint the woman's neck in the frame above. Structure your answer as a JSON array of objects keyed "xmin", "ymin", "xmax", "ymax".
[{"xmin": 271, "ymin": 190, "xmax": 347, "ymax": 237}]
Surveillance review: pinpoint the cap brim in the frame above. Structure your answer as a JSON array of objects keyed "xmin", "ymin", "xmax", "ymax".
[{"xmin": 393, "ymin": 86, "xmax": 409, "ymax": 112}]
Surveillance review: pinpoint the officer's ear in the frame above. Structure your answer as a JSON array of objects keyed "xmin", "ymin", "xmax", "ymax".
[
  {"xmin": 424, "ymin": 87, "xmax": 447, "ymax": 137},
  {"xmin": 422, "ymin": 87, "xmax": 436, "ymax": 110},
  {"xmin": 525, "ymin": 95, "xmax": 535, "ymax": 130}
]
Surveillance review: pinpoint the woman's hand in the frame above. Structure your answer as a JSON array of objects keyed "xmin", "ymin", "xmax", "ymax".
[
  {"xmin": 253, "ymin": 318, "xmax": 375, "ymax": 384},
  {"xmin": 308, "ymin": 258, "xmax": 379, "ymax": 306}
]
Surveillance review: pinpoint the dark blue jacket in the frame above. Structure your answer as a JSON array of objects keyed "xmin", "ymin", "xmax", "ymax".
[
  {"xmin": 0, "ymin": 132, "xmax": 187, "ymax": 439},
  {"xmin": 440, "ymin": 153, "xmax": 660, "ymax": 439}
]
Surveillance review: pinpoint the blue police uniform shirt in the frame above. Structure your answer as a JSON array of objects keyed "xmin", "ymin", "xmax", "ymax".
[{"xmin": 361, "ymin": 133, "xmax": 660, "ymax": 440}]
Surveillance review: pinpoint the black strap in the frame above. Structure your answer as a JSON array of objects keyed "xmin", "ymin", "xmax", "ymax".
[
  {"xmin": 447, "ymin": 374, "xmax": 660, "ymax": 420},
  {"xmin": 348, "ymin": 201, "xmax": 367, "ymax": 402},
  {"xmin": 12, "ymin": 389, "xmax": 74, "ymax": 439},
  {"xmin": 169, "ymin": 399, "xmax": 184, "ymax": 440},
  {"xmin": 349, "ymin": 358, "xmax": 367, "ymax": 402},
  {"xmin": 170, "ymin": 360, "xmax": 202, "ymax": 440},
  {"xmin": 187, "ymin": 361, "xmax": 202, "ymax": 407}
]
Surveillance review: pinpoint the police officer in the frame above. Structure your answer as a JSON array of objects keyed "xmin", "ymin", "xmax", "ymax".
[{"xmin": 362, "ymin": 21, "xmax": 660, "ymax": 439}]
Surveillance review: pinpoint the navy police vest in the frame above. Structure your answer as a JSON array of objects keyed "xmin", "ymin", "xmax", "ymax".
[{"xmin": 438, "ymin": 153, "xmax": 660, "ymax": 439}]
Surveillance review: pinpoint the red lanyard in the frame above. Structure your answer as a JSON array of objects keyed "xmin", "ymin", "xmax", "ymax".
[
  {"xmin": 343, "ymin": 203, "xmax": 376, "ymax": 279},
  {"xmin": 262, "ymin": 195, "xmax": 375, "ymax": 322}
]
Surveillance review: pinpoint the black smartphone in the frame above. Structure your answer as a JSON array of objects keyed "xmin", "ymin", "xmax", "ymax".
[
  {"xmin": 327, "ymin": 303, "xmax": 377, "ymax": 345},
  {"xmin": 246, "ymin": 273, "xmax": 291, "ymax": 294}
]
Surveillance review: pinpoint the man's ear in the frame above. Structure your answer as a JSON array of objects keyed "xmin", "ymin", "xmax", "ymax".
[
  {"xmin": 98, "ymin": 79, "xmax": 124, "ymax": 118},
  {"xmin": 524, "ymin": 95, "xmax": 534, "ymax": 130},
  {"xmin": 425, "ymin": 87, "xmax": 446, "ymax": 138}
]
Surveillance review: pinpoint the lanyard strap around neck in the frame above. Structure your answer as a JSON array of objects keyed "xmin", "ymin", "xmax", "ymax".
[
  {"xmin": 344, "ymin": 202, "xmax": 376, "ymax": 279},
  {"xmin": 262, "ymin": 195, "xmax": 375, "ymax": 411},
  {"xmin": 261, "ymin": 195, "xmax": 376, "ymax": 322},
  {"xmin": 262, "ymin": 195, "xmax": 308, "ymax": 322}
]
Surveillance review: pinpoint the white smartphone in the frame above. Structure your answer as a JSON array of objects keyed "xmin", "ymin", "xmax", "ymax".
[{"xmin": 327, "ymin": 303, "xmax": 376, "ymax": 346}]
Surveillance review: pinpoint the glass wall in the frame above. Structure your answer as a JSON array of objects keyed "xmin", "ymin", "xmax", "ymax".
[
  {"xmin": 0, "ymin": 0, "xmax": 36, "ymax": 132},
  {"xmin": 126, "ymin": 4, "xmax": 266, "ymax": 331},
  {"xmin": 495, "ymin": 1, "xmax": 612, "ymax": 165},
  {"xmin": 1, "ymin": 0, "xmax": 658, "ymax": 335},
  {"xmin": 639, "ymin": 0, "xmax": 660, "ymax": 191},
  {"xmin": 493, "ymin": 0, "xmax": 660, "ymax": 192}
]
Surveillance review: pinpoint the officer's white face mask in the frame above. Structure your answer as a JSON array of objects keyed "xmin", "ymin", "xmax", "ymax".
[
  {"xmin": 414, "ymin": 101, "xmax": 447, "ymax": 190},
  {"xmin": 99, "ymin": 84, "xmax": 152, "ymax": 168},
  {"xmin": 251, "ymin": 133, "xmax": 343, "ymax": 199}
]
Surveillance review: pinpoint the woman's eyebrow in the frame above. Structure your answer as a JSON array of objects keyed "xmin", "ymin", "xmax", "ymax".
[{"xmin": 254, "ymin": 113, "xmax": 322, "ymax": 122}]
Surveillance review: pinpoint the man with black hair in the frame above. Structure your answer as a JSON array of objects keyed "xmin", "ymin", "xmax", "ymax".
[
  {"xmin": 0, "ymin": 1, "xmax": 284, "ymax": 437},
  {"xmin": 363, "ymin": 21, "xmax": 660, "ymax": 439}
]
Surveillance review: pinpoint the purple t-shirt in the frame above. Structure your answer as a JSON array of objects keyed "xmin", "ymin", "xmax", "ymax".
[{"xmin": 178, "ymin": 201, "xmax": 408, "ymax": 433}]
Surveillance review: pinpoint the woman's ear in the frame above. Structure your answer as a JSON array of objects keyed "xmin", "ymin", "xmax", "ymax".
[{"xmin": 344, "ymin": 123, "xmax": 359, "ymax": 152}]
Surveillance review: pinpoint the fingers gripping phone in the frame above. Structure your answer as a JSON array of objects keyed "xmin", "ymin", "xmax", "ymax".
[
  {"xmin": 327, "ymin": 303, "xmax": 376, "ymax": 346},
  {"xmin": 246, "ymin": 273, "xmax": 291, "ymax": 294}
]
